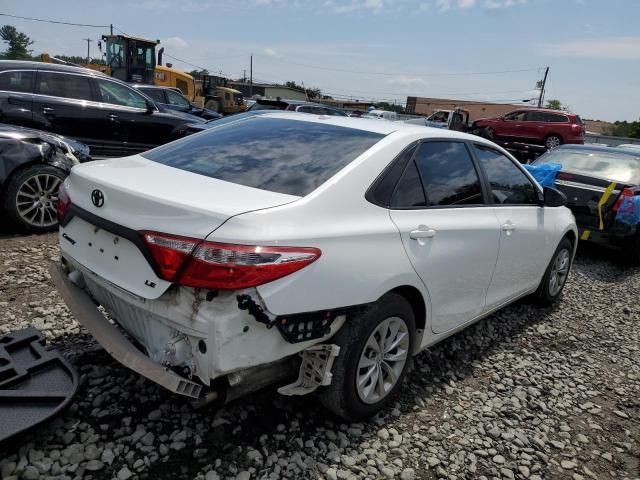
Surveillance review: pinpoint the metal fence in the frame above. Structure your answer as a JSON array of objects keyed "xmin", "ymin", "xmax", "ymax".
[{"xmin": 584, "ymin": 133, "xmax": 640, "ymax": 147}]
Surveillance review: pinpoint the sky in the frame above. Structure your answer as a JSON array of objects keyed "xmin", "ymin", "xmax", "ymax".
[{"xmin": 1, "ymin": 0, "xmax": 638, "ymax": 122}]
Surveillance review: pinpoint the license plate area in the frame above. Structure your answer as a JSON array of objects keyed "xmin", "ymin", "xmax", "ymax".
[{"xmin": 59, "ymin": 217, "xmax": 170, "ymax": 299}]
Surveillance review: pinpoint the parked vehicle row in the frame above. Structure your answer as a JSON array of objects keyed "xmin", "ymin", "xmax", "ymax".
[
  {"xmin": 0, "ymin": 61, "xmax": 204, "ymax": 158},
  {"xmin": 52, "ymin": 114, "xmax": 577, "ymax": 420}
]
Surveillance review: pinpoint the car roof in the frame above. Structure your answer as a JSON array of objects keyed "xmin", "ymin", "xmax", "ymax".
[
  {"xmin": 506, "ymin": 107, "xmax": 574, "ymax": 115},
  {"xmin": 0, "ymin": 60, "xmax": 110, "ymax": 78},
  {"xmin": 554, "ymin": 144, "xmax": 640, "ymax": 157},
  {"xmin": 246, "ymin": 112, "xmax": 494, "ymax": 142}
]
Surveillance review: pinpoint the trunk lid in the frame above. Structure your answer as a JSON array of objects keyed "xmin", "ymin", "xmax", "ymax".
[
  {"xmin": 60, "ymin": 155, "xmax": 299, "ymax": 299},
  {"xmin": 554, "ymin": 170, "xmax": 631, "ymax": 230}
]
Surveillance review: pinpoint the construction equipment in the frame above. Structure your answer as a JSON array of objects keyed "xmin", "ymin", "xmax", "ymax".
[
  {"xmin": 40, "ymin": 33, "xmax": 243, "ymax": 115},
  {"xmin": 199, "ymin": 74, "xmax": 245, "ymax": 115},
  {"xmin": 103, "ymin": 34, "xmax": 158, "ymax": 84}
]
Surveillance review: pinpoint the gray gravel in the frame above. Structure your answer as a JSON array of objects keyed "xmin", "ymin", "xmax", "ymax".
[{"xmin": 0, "ymin": 233, "xmax": 638, "ymax": 480}]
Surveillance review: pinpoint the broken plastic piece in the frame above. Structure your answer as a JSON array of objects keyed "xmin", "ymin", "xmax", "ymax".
[
  {"xmin": 278, "ymin": 344, "xmax": 340, "ymax": 396},
  {"xmin": 0, "ymin": 327, "xmax": 79, "ymax": 443}
]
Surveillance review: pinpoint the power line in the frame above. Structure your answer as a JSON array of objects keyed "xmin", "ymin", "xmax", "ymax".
[
  {"xmin": 0, "ymin": 13, "xmax": 109, "ymax": 28},
  {"xmin": 257, "ymin": 55, "xmax": 544, "ymax": 78}
]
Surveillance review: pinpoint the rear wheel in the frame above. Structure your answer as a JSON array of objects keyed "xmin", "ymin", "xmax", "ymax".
[
  {"xmin": 318, "ymin": 293, "xmax": 415, "ymax": 421},
  {"xmin": 534, "ymin": 237, "xmax": 573, "ymax": 305},
  {"xmin": 3, "ymin": 164, "xmax": 65, "ymax": 233},
  {"xmin": 482, "ymin": 127, "xmax": 495, "ymax": 140},
  {"xmin": 545, "ymin": 134, "xmax": 562, "ymax": 149}
]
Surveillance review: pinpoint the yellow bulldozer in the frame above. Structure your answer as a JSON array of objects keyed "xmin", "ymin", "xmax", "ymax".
[{"xmin": 42, "ymin": 34, "xmax": 244, "ymax": 115}]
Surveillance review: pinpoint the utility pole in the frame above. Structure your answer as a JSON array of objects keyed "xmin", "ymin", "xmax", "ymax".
[
  {"xmin": 537, "ymin": 66, "xmax": 549, "ymax": 108},
  {"xmin": 110, "ymin": 24, "xmax": 113, "ymax": 35},
  {"xmin": 249, "ymin": 54, "xmax": 253, "ymax": 97},
  {"xmin": 243, "ymin": 70, "xmax": 246, "ymax": 83},
  {"xmin": 83, "ymin": 38, "xmax": 93, "ymax": 64}
]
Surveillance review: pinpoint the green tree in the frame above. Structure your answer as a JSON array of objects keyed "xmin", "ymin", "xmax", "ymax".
[
  {"xmin": 0, "ymin": 25, "xmax": 34, "ymax": 60},
  {"xmin": 285, "ymin": 81, "xmax": 322, "ymax": 99},
  {"xmin": 604, "ymin": 120, "xmax": 640, "ymax": 139},
  {"xmin": 545, "ymin": 99, "xmax": 571, "ymax": 111}
]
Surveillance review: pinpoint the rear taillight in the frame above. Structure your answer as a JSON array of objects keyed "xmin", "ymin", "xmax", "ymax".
[
  {"xmin": 613, "ymin": 187, "xmax": 635, "ymax": 212},
  {"xmin": 141, "ymin": 231, "xmax": 321, "ymax": 290},
  {"xmin": 56, "ymin": 183, "xmax": 71, "ymax": 221},
  {"xmin": 571, "ymin": 124, "xmax": 585, "ymax": 135}
]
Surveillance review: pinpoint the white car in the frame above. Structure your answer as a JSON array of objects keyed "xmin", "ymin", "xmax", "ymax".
[{"xmin": 51, "ymin": 113, "xmax": 577, "ymax": 420}]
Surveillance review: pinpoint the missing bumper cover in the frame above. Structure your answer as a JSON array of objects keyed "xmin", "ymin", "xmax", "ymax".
[{"xmin": 237, "ymin": 294, "xmax": 369, "ymax": 344}]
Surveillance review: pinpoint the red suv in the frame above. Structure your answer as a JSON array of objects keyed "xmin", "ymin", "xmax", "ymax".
[{"xmin": 472, "ymin": 108, "xmax": 585, "ymax": 150}]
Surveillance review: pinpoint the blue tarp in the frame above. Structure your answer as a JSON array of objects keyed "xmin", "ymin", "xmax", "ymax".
[
  {"xmin": 523, "ymin": 163, "xmax": 562, "ymax": 188},
  {"xmin": 616, "ymin": 195, "xmax": 640, "ymax": 225}
]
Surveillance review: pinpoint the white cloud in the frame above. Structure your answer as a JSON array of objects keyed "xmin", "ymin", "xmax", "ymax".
[
  {"xmin": 536, "ymin": 37, "xmax": 640, "ymax": 60},
  {"xmin": 263, "ymin": 47, "xmax": 282, "ymax": 57},
  {"xmin": 163, "ymin": 36, "xmax": 189, "ymax": 49},
  {"xmin": 435, "ymin": 0, "xmax": 525, "ymax": 12},
  {"xmin": 387, "ymin": 75, "xmax": 428, "ymax": 88},
  {"xmin": 332, "ymin": 0, "xmax": 384, "ymax": 14}
]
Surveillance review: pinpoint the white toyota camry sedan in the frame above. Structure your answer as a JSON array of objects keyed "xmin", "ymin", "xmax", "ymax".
[{"xmin": 52, "ymin": 112, "xmax": 577, "ymax": 420}]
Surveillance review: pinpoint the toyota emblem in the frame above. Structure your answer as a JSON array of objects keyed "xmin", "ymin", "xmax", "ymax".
[{"xmin": 91, "ymin": 189, "xmax": 105, "ymax": 208}]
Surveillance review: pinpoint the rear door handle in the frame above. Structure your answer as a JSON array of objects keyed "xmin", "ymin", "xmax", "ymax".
[
  {"xmin": 108, "ymin": 113, "xmax": 119, "ymax": 121},
  {"xmin": 410, "ymin": 228, "xmax": 436, "ymax": 240},
  {"xmin": 42, "ymin": 106, "xmax": 54, "ymax": 114}
]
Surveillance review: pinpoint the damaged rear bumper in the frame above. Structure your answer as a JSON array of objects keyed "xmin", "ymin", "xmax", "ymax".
[
  {"xmin": 49, "ymin": 263, "xmax": 203, "ymax": 398},
  {"xmin": 50, "ymin": 259, "xmax": 346, "ymax": 399}
]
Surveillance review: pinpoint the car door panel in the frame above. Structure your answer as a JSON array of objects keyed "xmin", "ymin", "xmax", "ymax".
[
  {"xmin": 32, "ymin": 71, "xmax": 105, "ymax": 151},
  {"xmin": 0, "ymin": 70, "xmax": 35, "ymax": 127},
  {"xmin": 472, "ymin": 144, "xmax": 550, "ymax": 308},
  {"xmin": 391, "ymin": 208, "xmax": 500, "ymax": 333},
  {"xmin": 388, "ymin": 140, "xmax": 500, "ymax": 334},
  {"xmin": 95, "ymin": 78, "xmax": 179, "ymax": 154}
]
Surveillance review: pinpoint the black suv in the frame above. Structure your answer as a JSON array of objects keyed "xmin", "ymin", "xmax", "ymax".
[{"xmin": 0, "ymin": 61, "xmax": 203, "ymax": 157}]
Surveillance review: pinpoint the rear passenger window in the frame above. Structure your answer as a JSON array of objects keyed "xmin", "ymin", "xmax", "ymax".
[
  {"xmin": 544, "ymin": 113, "xmax": 569, "ymax": 123},
  {"xmin": 0, "ymin": 70, "xmax": 34, "ymax": 93},
  {"xmin": 141, "ymin": 89, "xmax": 165, "ymax": 103},
  {"xmin": 391, "ymin": 161, "xmax": 426, "ymax": 208},
  {"xmin": 474, "ymin": 145, "xmax": 539, "ymax": 205},
  {"xmin": 414, "ymin": 141, "xmax": 483, "ymax": 207},
  {"xmin": 369, "ymin": 144, "xmax": 417, "ymax": 207},
  {"xmin": 36, "ymin": 72, "xmax": 92, "ymax": 101}
]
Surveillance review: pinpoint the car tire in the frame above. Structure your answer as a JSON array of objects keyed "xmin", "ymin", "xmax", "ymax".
[
  {"xmin": 534, "ymin": 236, "xmax": 573, "ymax": 306},
  {"xmin": 3, "ymin": 164, "xmax": 66, "ymax": 233},
  {"xmin": 205, "ymin": 99, "xmax": 221, "ymax": 113},
  {"xmin": 545, "ymin": 134, "xmax": 562, "ymax": 150},
  {"xmin": 481, "ymin": 127, "xmax": 495, "ymax": 140},
  {"xmin": 318, "ymin": 292, "xmax": 415, "ymax": 421}
]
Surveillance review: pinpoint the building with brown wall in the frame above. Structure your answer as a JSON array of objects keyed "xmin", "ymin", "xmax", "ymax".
[{"xmin": 406, "ymin": 96, "xmax": 535, "ymax": 122}]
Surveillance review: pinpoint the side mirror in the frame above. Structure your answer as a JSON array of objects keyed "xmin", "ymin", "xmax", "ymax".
[
  {"xmin": 543, "ymin": 187, "xmax": 567, "ymax": 207},
  {"xmin": 145, "ymin": 100, "xmax": 155, "ymax": 114}
]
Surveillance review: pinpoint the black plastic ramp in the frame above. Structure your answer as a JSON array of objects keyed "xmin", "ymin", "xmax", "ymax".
[{"xmin": 0, "ymin": 327, "xmax": 79, "ymax": 442}]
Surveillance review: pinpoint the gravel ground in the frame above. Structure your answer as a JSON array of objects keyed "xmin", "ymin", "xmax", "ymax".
[{"xmin": 0, "ymin": 232, "xmax": 638, "ymax": 480}]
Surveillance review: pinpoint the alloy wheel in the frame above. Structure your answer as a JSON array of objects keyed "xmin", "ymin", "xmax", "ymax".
[
  {"xmin": 15, "ymin": 174, "xmax": 61, "ymax": 228},
  {"xmin": 356, "ymin": 316, "xmax": 410, "ymax": 404},
  {"xmin": 549, "ymin": 248, "xmax": 571, "ymax": 296},
  {"xmin": 546, "ymin": 135, "xmax": 561, "ymax": 149}
]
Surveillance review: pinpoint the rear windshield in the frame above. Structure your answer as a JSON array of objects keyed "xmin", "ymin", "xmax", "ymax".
[
  {"xmin": 143, "ymin": 117, "xmax": 384, "ymax": 196},
  {"xmin": 248, "ymin": 101, "xmax": 286, "ymax": 111},
  {"xmin": 535, "ymin": 149, "xmax": 640, "ymax": 184}
]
